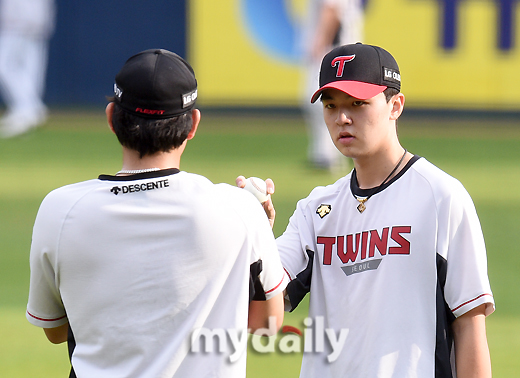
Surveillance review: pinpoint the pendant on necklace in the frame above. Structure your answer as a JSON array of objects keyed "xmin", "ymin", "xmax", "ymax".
[
  {"xmin": 352, "ymin": 149, "xmax": 408, "ymax": 215},
  {"xmin": 356, "ymin": 197, "xmax": 368, "ymax": 213}
]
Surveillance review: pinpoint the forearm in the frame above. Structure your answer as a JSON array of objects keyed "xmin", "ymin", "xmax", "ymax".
[
  {"xmin": 248, "ymin": 292, "xmax": 284, "ymax": 335},
  {"xmin": 452, "ymin": 304, "xmax": 492, "ymax": 378},
  {"xmin": 43, "ymin": 322, "xmax": 69, "ymax": 344}
]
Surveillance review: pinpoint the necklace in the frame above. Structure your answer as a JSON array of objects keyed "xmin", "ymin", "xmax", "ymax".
[
  {"xmin": 354, "ymin": 149, "xmax": 407, "ymax": 213},
  {"xmin": 116, "ymin": 168, "xmax": 161, "ymax": 175}
]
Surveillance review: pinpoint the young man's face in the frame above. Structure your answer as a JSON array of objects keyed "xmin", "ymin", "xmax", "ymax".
[{"xmin": 320, "ymin": 88, "xmax": 401, "ymax": 160}]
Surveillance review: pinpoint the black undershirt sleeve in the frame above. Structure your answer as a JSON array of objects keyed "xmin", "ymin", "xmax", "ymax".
[
  {"xmin": 249, "ymin": 260, "xmax": 266, "ymax": 302},
  {"xmin": 286, "ymin": 249, "xmax": 314, "ymax": 312}
]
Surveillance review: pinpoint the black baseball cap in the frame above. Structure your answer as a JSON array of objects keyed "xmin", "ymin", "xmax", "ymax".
[
  {"xmin": 113, "ymin": 49, "xmax": 197, "ymax": 119},
  {"xmin": 311, "ymin": 43, "xmax": 401, "ymax": 103}
]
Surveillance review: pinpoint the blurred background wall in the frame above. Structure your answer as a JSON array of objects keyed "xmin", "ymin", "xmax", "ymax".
[
  {"xmin": 44, "ymin": 0, "xmax": 520, "ymax": 112},
  {"xmin": 45, "ymin": 0, "xmax": 187, "ymax": 106}
]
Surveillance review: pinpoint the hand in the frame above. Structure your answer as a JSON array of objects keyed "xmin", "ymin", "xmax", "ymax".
[{"xmin": 236, "ymin": 176, "xmax": 276, "ymax": 228}]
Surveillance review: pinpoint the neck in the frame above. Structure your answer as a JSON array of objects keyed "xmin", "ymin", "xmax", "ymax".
[
  {"xmin": 353, "ymin": 147, "xmax": 410, "ymax": 189},
  {"xmin": 118, "ymin": 146, "xmax": 183, "ymax": 174}
]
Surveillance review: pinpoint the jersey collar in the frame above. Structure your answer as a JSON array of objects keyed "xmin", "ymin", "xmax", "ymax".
[
  {"xmin": 350, "ymin": 155, "xmax": 421, "ymax": 198},
  {"xmin": 98, "ymin": 168, "xmax": 180, "ymax": 181}
]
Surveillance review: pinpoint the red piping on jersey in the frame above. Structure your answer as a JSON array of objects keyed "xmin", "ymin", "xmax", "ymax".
[
  {"xmin": 283, "ymin": 268, "xmax": 293, "ymax": 280},
  {"xmin": 452, "ymin": 293, "xmax": 493, "ymax": 312},
  {"xmin": 27, "ymin": 311, "xmax": 67, "ymax": 322},
  {"xmin": 265, "ymin": 274, "xmax": 286, "ymax": 294}
]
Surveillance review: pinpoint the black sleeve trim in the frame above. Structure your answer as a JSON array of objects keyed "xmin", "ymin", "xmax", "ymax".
[
  {"xmin": 286, "ymin": 249, "xmax": 314, "ymax": 312},
  {"xmin": 249, "ymin": 260, "xmax": 266, "ymax": 302},
  {"xmin": 68, "ymin": 325, "xmax": 77, "ymax": 378},
  {"xmin": 435, "ymin": 253, "xmax": 456, "ymax": 378}
]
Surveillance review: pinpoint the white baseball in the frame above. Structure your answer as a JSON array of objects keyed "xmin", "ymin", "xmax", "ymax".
[{"xmin": 242, "ymin": 177, "xmax": 270, "ymax": 203}]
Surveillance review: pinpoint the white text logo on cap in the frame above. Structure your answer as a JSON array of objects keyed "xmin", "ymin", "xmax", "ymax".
[
  {"xmin": 182, "ymin": 89, "xmax": 198, "ymax": 109},
  {"xmin": 114, "ymin": 84, "xmax": 123, "ymax": 99},
  {"xmin": 383, "ymin": 67, "xmax": 401, "ymax": 84}
]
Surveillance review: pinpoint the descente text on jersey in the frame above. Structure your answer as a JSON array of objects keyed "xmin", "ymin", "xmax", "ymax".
[
  {"xmin": 110, "ymin": 179, "xmax": 169, "ymax": 195},
  {"xmin": 317, "ymin": 226, "xmax": 411, "ymax": 265}
]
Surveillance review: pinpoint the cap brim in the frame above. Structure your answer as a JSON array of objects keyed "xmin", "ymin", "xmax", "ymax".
[{"xmin": 310, "ymin": 81, "xmax": 387, "ymax": 103}]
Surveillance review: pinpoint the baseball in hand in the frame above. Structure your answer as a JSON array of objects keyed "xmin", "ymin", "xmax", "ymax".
[{"xmin": 242, "ymin": 177, "xmax": 270, "ymax": 203}]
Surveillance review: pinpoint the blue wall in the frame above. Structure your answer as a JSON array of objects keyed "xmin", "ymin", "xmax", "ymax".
[{"xmin": 46, "ymin": 0, "xmax": 187, "ymax": 106}]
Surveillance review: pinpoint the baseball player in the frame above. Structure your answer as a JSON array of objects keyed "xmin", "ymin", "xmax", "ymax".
[
  {"xmin": 244, "ymin": 43, "xmax": 494, "ymax": 377},
  {"xmin": 0, "ymin": 0, "xmax": 55, "ymax": 138},
  {"xmin": 26, "ymin": 49, "xmax": 287, "ymax": 378},
  {"xmin": 300, "ymin": 0, "xmax": 364, "ymax": 170}
]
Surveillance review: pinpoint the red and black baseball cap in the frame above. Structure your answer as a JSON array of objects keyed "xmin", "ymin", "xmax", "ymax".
[
  {"xmin": 311, "ymin": 43, "xmax": 401, "ymax": 103},
  {"xmin": 113, "ymin": 49, "xmax": 197, "ymax": 119}
]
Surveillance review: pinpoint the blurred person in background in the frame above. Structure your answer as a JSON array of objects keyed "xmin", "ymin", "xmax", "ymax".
[
  {"xmin": 0, "ymin": 0, "xmax": 55, "ymax": 138},
  {"xmin": 300, "ymin": 0, "xmax": 364, "ymax": 171}
]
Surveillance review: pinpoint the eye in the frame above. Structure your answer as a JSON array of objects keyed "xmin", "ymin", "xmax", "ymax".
[
  {"xmin": 352, "ymin": 100, "xmax": 365, "ymax": 106},
  {"xmin": 323, "ymin": 102, "xmax": 336, "ymax": 109}
]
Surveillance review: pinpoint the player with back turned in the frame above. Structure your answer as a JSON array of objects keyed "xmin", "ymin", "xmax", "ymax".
[
  {"xmin": 26, "ymin": 49, "xmax": 287, "ymax": 378},
  {"xmin": 246, "ymin": 43, "xmax": 495, "ymax": 377}
]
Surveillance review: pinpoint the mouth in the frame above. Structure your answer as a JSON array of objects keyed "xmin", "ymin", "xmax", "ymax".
[{"xmin": 338, "ymin": 132, "xmax": 354, "ymax": 144}]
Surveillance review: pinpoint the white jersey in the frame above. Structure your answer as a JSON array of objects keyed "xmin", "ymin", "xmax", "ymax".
[
  {"xmin": 277, "ymin": 156, "xmax": 494, "ymax": 378},
  {"xmin": 27, "ymin": 169, "xmax": 287, "ymax": 378}
]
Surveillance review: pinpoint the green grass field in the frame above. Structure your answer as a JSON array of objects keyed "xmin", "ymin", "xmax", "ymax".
[{"xmin": 1, "ymin": 110, "xmax": 519, "ymax": 377}]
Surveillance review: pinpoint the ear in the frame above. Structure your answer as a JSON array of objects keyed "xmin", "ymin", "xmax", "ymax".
[
  {"xmin": 106, "ymin": 102, "xmax": 115, "ymax": 133},
  {"xmin": 187, "ymin": 108, "xmax": 200, "ymax": 140},
  {"xmin": 389, "ymin": 93, "xmax": 405, "ymax": 121}
]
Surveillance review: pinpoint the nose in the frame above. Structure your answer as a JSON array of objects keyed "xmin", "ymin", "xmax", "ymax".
[{"xmin": 336, "ymin": 108, "xmax": 352, "ymax": 125}]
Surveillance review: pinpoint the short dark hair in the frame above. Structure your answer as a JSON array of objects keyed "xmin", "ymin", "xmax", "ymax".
[
  {"xmin": 383, "ymin": 87, "xmax": 400, "ymax": 102},
  {"xmin": 111, "ymin": 102, "xmax": 193, "ymax": 158}
]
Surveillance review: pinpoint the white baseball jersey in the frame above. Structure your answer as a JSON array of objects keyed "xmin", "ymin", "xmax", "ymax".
[
  {"xmin": 277, "ymin": 156, "xmax": 494, "ymax": 378},
  {"xmin": 27, "ymin": 169, "xmax": 287, "ymax": 378}
]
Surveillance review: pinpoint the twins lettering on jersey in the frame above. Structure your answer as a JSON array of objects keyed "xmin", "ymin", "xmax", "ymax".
[
  {"xmin": 317, "ymin": 226, "xmax": 411, "ymax": 276},
  {"xmin": 110, "ymin": 179, "xmax": 169, "ymax": 195}
]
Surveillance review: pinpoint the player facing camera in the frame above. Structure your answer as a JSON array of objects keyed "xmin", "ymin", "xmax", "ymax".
[{"xmin": 248, "ymin": 42, "xmax": 494, "ymax": 378}]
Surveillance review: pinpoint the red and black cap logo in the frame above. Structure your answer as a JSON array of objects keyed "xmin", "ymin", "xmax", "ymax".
[{"xmin": 311, "ymin": 43, "xmax": 401, "ymax": 103}]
